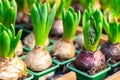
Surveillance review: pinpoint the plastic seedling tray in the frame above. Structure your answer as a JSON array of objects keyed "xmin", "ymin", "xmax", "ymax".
[
  {"xmin": 67, "ymin": 63, "xmax": 111, "ymax": 80},
  {"xmin": 15, "ymin": 25, "xmax": 32, "ymax": 39},
  {"xmin": 107, "ymin": 59, "xmax": 120, "ymax": 75},
  {"xmin": 25, "ymin": 72, "xmax": 34, "ymax": 80},
  {"xmin": 28, "ymin": 62, "xmax": 59, "ymax": 80},
  {"xmin": 52, "ymin": 57, "xmax": 75, "ymax": 66}
]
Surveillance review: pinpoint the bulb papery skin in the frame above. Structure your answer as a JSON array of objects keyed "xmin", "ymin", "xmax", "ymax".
[
  {"xmin": 74, "ymin": 49, "xmax": 107, "ymax": 75},
  {"xmin": 52, "ymin": 38, "xmax": 75, "ymax": 59},
  {"xmin": 101, "ymin": 41, "xmax": 120, "ymax": 61},
  {"xmin": 24, "ymin": 32, "xmax": 49, "ymax": 49},
  {"xmin": 24, "ymin": 47, "xmax": 52, "ymax": 71},
  {"xmin": 0, "ymin": 56, "xmax": 27, "ymax": 80},
  {"xmin": 15, "ymin": 40, "xmax": 23, "ymax": 56},
  {"xmin": 50, "ymin": 19, "xmax": 63, "ymax": 37},
  {"xmin": 75, "ymin": 33, "xmax": 84, "ymax": 49}
]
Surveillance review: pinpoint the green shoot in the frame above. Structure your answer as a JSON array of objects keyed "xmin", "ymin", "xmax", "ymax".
[
  {"xmin": 0, "ymin": 23, "xmax": 22, "ymax": 58},
  {"xmin": 102, "ymin": 0, "xmax": 120, "ymax": 19},
  {"xmin": 56, "ymin": 0, "xmax": 72, "ymax": 19},
  {"xmin": 0, "ymin": 0, "xmax": 17, "ymax": 28},
  {"xmin": 101, "ymin": 0, "xmax": 111, "ymax": 10},
  {"xmin": 83, "ymin": 6, "xmax": 102, "ymax": 51},
  {"xmin": 109, "ymin": 0, "xmax": 120, "ymax": 19},
  {"xmin": 62, "ymin": 7, "xmax": 81, "ymax": 40},
  {"xmin": 27, "ymin": 0, "xmax": 41, "ymax": 8},
  {"xmin": 31, "ymin": 2, "xmax": 56, "ymax": 46},
  {"xmin": 16, "ymin": 0, "xmax": 28, "ymax": 12},
  {"xmin": 103, "ymin": 12, "xmax": 120, "ymax": 44},
  {"xmin": 78, "ymin": 0, "xmax": 96, "ymax": 9}
]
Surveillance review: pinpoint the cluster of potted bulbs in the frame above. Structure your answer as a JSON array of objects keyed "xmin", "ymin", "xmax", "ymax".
[{"xmin": 0, "ymin": 0, "xmax": 120, "ymax": 80}]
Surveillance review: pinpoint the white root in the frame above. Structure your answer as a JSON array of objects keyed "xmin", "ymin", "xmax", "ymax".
[
  {"xmin": 52, "ymin": 38, "xmax": 75, "ymax": 59},
  {"xmin": 15, "ymin": 40, "xmax": 23, "ymax": 56},
  {"xmin": 24, "ymin": 47, "xmax": 52, "ymax": 71},
  {"xmin": 0, "ymin": 56, "xmax": 27, "ymax": 80},
  {"xmin": 24, "ymin": 32, "xmax": 49, "ymax": 49}
]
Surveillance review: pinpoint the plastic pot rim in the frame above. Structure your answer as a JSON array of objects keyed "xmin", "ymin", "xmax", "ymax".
[{"xmin": 67, "ymin": 62, "xmax": 111, "ymax": 78}]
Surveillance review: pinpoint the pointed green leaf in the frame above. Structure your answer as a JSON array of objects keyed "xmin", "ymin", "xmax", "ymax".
[
  {"xmin": 63, "ymin": 11, "xmax": 74, "ymax": 39},
  {"xmin": 9, "ymin": 24, "xmax": 15, "ymax": 37},
  {"xmin": 9, "ymin": 0, "xmax": 17, "ymax": 25},
  {"xmin": 77, "ymin": 10, "xmax": 81, "ymax": 25},
  {"xmin": 118, "ymin": 24, "xmax": 120, "ymax": 42},
  {"xmin": 82, "ymin": 10, "xmax": 90, "ymax": 29},
  {"xmin": 0, "ymin": 0, "xmax": 4, "ymax": 23},
  {"xmin": 8, "ymin": 29, "xmax": 22, "ymax": 58},
  {"xmin": 2, "ymin": 0, "xmax": 10, "ymax": 23},
  {"xmin": 62, "ymin": 8, "xmax": 65, "ymax": 23},
  {"xmin": 0, "ymin": 23, "xmax": 6, "ymax": 32},
  {"xmin": 31, "ymin": 3, "xmax": 42, "ymax": 46},
  {"xmin": 43, "ymin": 4, "xmax": 56, "ymax": 45},
  {"xmin": 109, "ymin": 22, "xmax": 118, "ymax": 44},
  {"xmin": 102, "ymin": 11, "xmax": 109, "ymax": 35},
  {"xmin": 4, "ymin": 7, "xmax": 16, "ymax": 28},
  {"xmin": 0, "ymin": 30, "xmax": 10, "ymax": 58},
  {"xmin": 39, "ymin": 3, "xmax": 48, "ymax": 36}
]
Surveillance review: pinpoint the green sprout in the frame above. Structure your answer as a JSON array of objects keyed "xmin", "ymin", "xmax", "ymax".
[
  {"xmin": 78, "ymin": 0, "xmax": 96, "ymax": 9},
  {"xmin": 83, "ymin": 6, "xmax": 102, "ymax": 51},
  {"xmin": 31, "ymin": 2, "xmax": 56, "ymax": 46},
  {"xmin": 0, "ymin": 0, "xmax": 17, "ymax": 28},
  {"xmin": 103, "ymin": 12, "xmax": 120, "ymax": 44},
  {"xmin": 27, "ymin": 0, "xmax": 41, "ymax": 8},
  {"xmin": 109, "ymin": 0, "xmax": 120, "ymax": 19},
  {"xmin": 101, "ymin": 0, "xmax": 120, "ymax": 19},
  {"xmin": 16, "ymin": 0, "xmax": 27, "ymax": 12},
  {"xmin": 62, "ymin": 7, "xmax": 80, "ymax": 39},
  {"xmin": 0, "ymin": 23, "xmax": 22, "ymax": 58},
  {"xmin": 101, "ymin": 0, "xmax": 111, "ymax": 10},
  {"xmin": 56, "ymin": 0, "xmax": 72, "ymax": 19}
]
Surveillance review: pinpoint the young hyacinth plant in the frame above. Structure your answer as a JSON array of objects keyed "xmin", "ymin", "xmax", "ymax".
[
  {"xmin": 101, "ymin": 0, "xmax": 120, "ymax": 20},
  {"xmin": 109, "ymin": 0, "xmax": 120, "ymax": 21},
  {"xmin": 23, "ymin": 0, "xmax": 50, "ymax": 49},
  {"xmin": 0, "ymin": 24, "xmax": 22, "ymax": 58},
  {"xmin": 52, "ymin": 7, "xmax": 80, "ymax": 59},
  {"xmin": 74, "ymin": 6, "xmax": 107, "ymax": 75},
  {"xmin": 0, "ymin": 0, "xmax": 23, "ymax": 56},
  {"xmin": 50, "ymin": 0, "xmax": 72, "ymax": 37},
  {"xmin": 0, "ymin": 24, "xmax": 27, "ymax": 79},
  {"xmin": 0, "ymin": 0, "xmax": 17, "ymax": 28},
  {"xmin": 101, "ymin": 12, "xmax": 120, "ymax": 62},
  {"xmin": 25, "ymin": 2, "xmax": 56, "ymax": 71}
]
